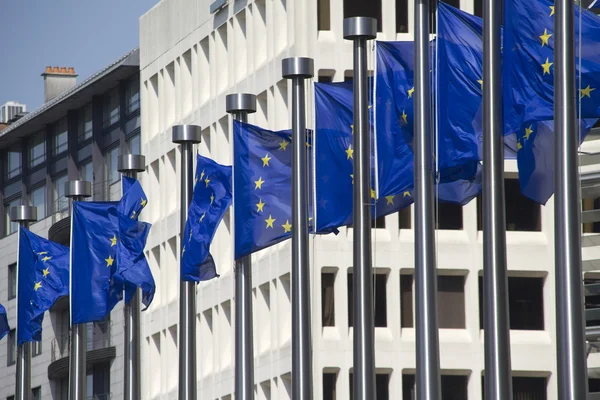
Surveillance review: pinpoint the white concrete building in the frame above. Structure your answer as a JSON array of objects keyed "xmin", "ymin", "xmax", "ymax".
[
  {"xmin": 1, "ymin": 102, "xmax": 26, "ymax": 124},
  {"xmin": 139, "ymin": 0, "xmax": 600, "ymax": 399}
]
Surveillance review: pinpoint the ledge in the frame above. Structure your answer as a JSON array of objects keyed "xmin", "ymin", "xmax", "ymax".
[
  {"xmin": 48, "ymin": 216, "xmax": 70, "ymax": 246},
  {"xmin": 47, "ymin": 346, "xmax": 116, "ymax": 380}
]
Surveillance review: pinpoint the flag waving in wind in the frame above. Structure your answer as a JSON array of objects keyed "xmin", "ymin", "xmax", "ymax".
[{"xmin": 0, "ymin": 304, "xmax": 10, "ymax": 341}]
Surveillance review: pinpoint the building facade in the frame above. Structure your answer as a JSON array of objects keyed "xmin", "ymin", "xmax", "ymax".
[
  {"xmin": 0, "ymin": 49, "xmax": 141, "ymax": 399},
  {"xmin": 138, "ymin": 0, "xmax": 600, "ymax": 399},
  {"xmin": 1, "ymin": 102, "xmax": 26, "ymax": 124}
]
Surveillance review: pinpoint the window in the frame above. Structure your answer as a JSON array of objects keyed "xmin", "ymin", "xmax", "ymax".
[
  {"xmin": 103, "ymin": 88, "xmax": 120, "ymax": 128},
  {"xmin": 78, "ymin": 104, "xmax": 93, "ymax": 142},
  {"xmin": 79, "ymin": 162, "xmax": 93, "ymax": 184},
  {"xmin": 32, "ymin": 339, "xmax": 41, "ymax": 357},
  {"xmin": 5, "ymin": 147, "xmax": 21, "ymax": 180},
  {"xmin": 350, "ymin": 373, "xmax": 389, "ymax": 400},
  {"xmin": 128, "ymin": 134, "xmax": 141, "ymax": 155},
  {"xmin": 106, "ymin": 147, "xmax": 120, "ymax": 184},
  {"xmin": 318, "ymin": 0, "xmax": 331, "ymax": 30},
  {"xmin": 399, "ymin": 207, "xmax": 411, "ymax": 229},
  {"xmin": 8, "ymin": 264, "xmax": 16, "ymax": 300},
  {"xmin": 53, "ymin": 175, "xmax": 68, "ymax": 213},
  {"xmin": 436, "ymin": 202, "xmax": 463, "ymax": 230},
  {"xmin": 322, "ymin": 272, "xmax": 336, "ymax": 327},
  {"xmin": 479, "ymin": 276, "xmax": 544, "ymax": 330},
  {"xmin": 29, "ymin": 186, "xmax": 46, "ymax": 220},
  {"xmin": 29, "ymin": 132, "xmax": 45, "ymax": 168},
  {"xmin": 396, "ymin": 0, "xmax": 409, "ymax": 33},
  {"xmin": 344, "ymin": 0, "xmax": 382, "ymax": 32},
  {"xmin": 318, "ymin": 75, "xmax": 333, "ymax": 83},
  {"xmin": 7, "ymin": 396, "xmax": 14, "ymax": 400},
  {"xmin": 348, "ymin": 272, "xmax": 387, "ymax": 327},
  {"xmin": 323, "ymin": 372, "xmax": 337, "ymax": 400},
  {"xmin": 483, "ymin": 376, "xmax": 547, "ymax": 399},
  {"xmin": 372, "ymin": 215, "xmax": 386, "ymax": 229},
  {"xmin": 126, "ymin": 76, "xmax": 140, "ymax": 114},
  {"xmin": 477, "ymin": 178, "xmax": 542, "ymax": 231},
  {"xmin": 52, "ymin": 118, "xmax": 68, "ymax": 156},
  {"xmin": 32, "ymin": 387, "xmax": 41, "ymax": 400},
  {"xmin": 404, "ymin": 374, "xmax": 468, "ymax": 399},
  {"xmin": 400, "ymin": 274, "xmax": 413, "ymax": 328},
  {"xmin": 583, "ymin": 197, "xmax": 600, "ymax": 233},
  {"xmin": 5, "ymin": 198, "xmax": 21, "ymax": 235},
  {"xmin": 7, "ymin": 329, "xmax": 15, "ymax": 366}
]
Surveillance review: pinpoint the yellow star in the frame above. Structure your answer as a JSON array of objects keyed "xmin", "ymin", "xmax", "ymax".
[
  {"xmin": 371, "ymin": 188, "xmax": 376, "ymax": 199},
  {"xmin": 478, "ymin": 79, "xmax": 483, "ymax": 89},
  {"xmin": 34, "ymin": 282, "xmax": 42, "ymax": 291},
  {"xmin": 41, "ymin": 256, "xmax": 52, "ymax": 262},
  {"xmin": 141, "ymin": 198, "xmax": 147, "ymax": 207},
  {"xmin": 386, "ymin": 195, "xmax": 395, "ymax": 205},
  {"xmin": 350, "ymin": 125, "xmax": 354, "ymax": 135},
  {"xmin": 261, "ymin": 153, "xmax": 272, "ymax": 167},
  {"xmin": 37, "ymin": 251, "xmax": 48, "ymax": 255},
  {"xmin": 539, "ymin": 29, "xmax": 552, "ymax": 47},
  {"xmin": 131, "ymin": 211, "xmax": 137, "ymax": 219},
  {"xmin": 403, "ymin": 191, "xmax": 411, "ymax": 197},
  {"xmin": 408, "ymin": 87, "xmax": 415, "ymax": 98},
  {"xmin": 210, "ymin": 193, "xmax": 215, "ymax": 204},
  {"xmin": 517, "ymin": 141, "xmax": 523, "ymax": 150},
  {"xmin": 306, "ymin": 141, "xmax": 311, "ymax": 148},
  {"xmin": 401, "ymin": 110, "xmax": 408, "ymax": 124},
  {"xmin": 200, "ymin": 170, "xmax": 205, "ymax": 181},
  {"xmin": 182, "ymin": 246, "xmax": 186, "ymax": 255},
  {"xmin": 524, "ymin": 125, "xmax": 534, "ymax": 140},
  {"xmin": 279, "ymin": 140, "xmax": 290, "ymax": 151},
  {"xmin": 204, "ymin": 177, "xmax": 210, "ymax": 188},
  {"xmin": 42, "ymin": 268, "xmax": 50, "ymax": 277},
  {"xmin": 580, "ymin": 85, "xmax": 596, "ymax": 98},
  {"xmin": 255, "ymin": 177, "xmax": 265, "ymax": 189},
  {"xmin": 549, "ymin": 5, "xmax": 555, "ymax": 16},
  {"xmin": 346, "ymin": 145, "xmax": 354, "ymax": 159},
  {"xmin": 110, "ymin": 235, "xmax": 117, "ymax": 247},
  {"xmin": 541, "ymin": 58, "xmax": 553, "ymax": 75},
  {"xmin": 350, "ymin": 174, "xmax": 354, "ymax": 184},
  {"xmin": 256, "ymin": 198, "xmax": 266, "ymax": 212},
  {"xmin": 105, "ymin": 255, "xmax": 114, "ymax": 267},
  {"xmin": 200, "ymin": 213, "xmax": 206, "ymax": 223},
  {"xmin": 265, "ymin": 215, "xmax": 276, "ymax": 228},
  {"xmin": 282, "ymin": 220, "xmax": 292, "ymax": 233}
]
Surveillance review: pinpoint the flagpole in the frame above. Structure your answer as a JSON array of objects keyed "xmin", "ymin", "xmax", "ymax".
[
  {"xmin": 414, "ymin": 0, "xmax": 442, "ymax": 397},
  {"xmin": 482, "ymin": 0, "xmax": 513, "ymax": 395},
  {"xmin": 11, "ymin": 205, "xmax": 38, "ymax": 400},
  {"xmin": 226, "ymin": 93, "xmax": 257, "ymax": 400},
  {"xmin": 172, "ymin": 125, "xmax": 202, "ymax": 400},
  {"xmin": 554, "ymin": 0, "xmax": 588, "ymax": 395},
  {"xmin": 118, "ymin": 154, "xmax": 146, "ymax": 400},
  {"xmin": 66, "ymin": 180, "xmax": 92, "ymax": 400},
  {"xmin": 343, "ymin": 17, "xmax": 377, "ymax": 400},
  {"xmin": 282, "ymin": 57, "xmax": 314, "ymax": 399}
]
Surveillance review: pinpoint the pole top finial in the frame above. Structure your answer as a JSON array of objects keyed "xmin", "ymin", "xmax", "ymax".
[
  {"xmin": 118, "ymin": 154, "xmax": 146, "ymax": 173},
  {"xmin": 282, "ymin": 57, "xmax": 314, "ymax": 79},
  {"xmin": 226, "ymin": 93, "xmax": 257, "ymax": 114},
  {"xmin": 10, "ymin": 205, "xmax": 38, "ymax": 223},
  {"xmin": 343, "ymin": 17, "xmax": 377, "ymax": 40},
  {"xmin": 172, "ymin": 125, "xmax": 202, "ymax": 144},
  {"xmin": 65, "ymin": 180, "xmax": 92, "ymax": 199}
]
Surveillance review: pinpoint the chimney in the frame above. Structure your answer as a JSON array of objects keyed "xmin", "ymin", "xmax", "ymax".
[{"xmin": 41, "ymin": 66, "xmax": 78, "ymax": 103}]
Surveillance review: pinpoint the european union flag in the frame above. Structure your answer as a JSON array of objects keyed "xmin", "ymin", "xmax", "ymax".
[
  {"xmin": 0, "ymin": 304, "xmax": 10, "ymax": 341},
  {"xmin": 503, "ymin": 0, "xmax": 600, "ymax": 132},
  {"xmin": 181, "ymin": 154, "xmax": 232, "ymax": 281},
  {"xmin": 17, "ymin": 227, "xmax": 69, "ymax": 344},
  {"xmin": 234, "ymin": 121, "xmax": 300, "ymax": 258},
  {"xmin": 119, "ymin": 176, "xmax": 148, "ymax": 221}
]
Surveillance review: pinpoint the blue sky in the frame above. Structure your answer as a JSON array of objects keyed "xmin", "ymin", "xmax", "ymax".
[{"xmin": 0, "ymin": 0, "xmax": 158, "ymax": 111}]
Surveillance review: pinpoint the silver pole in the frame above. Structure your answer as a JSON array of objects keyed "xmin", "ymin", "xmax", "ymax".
[
  {"xmin": 173, "ymin": 125, "xmax": 202, "ymax": 400},
  {"xmin": 482, "ymin": 0, "xmax": 513, "ymax": 396},
  {"xmin": 66, "ymin": 180, "xmax": 92, "ymax": 400},
  {"xmin": 414, "ymin": 0, "xmax": 442, "ymax": 398},
  {"xmin": 226, "ymin": 93, "xmax": 257, "ymax": 400},
  {"xmin": 282, "ymin": 57, "xmax": 314, "ymax": 400},
  {"xmin": 343, "ymin": 18, "xmax": 377, "ymax": 400},
  {"xmin": 554, "ymin": 0, "xmax": 588, "ymax": 396},
  {"xmin": 12, "ymin": 205, "xmax": 37, "ymax": 400},
  {"xmin": 118, "ymin": 154, "xmax": 146, "ymax": 400}
]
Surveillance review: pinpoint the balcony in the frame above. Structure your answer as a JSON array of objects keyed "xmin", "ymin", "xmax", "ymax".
[{"xmin": 48, "ymin": 321, "xmax": 116, "ymax": 380}]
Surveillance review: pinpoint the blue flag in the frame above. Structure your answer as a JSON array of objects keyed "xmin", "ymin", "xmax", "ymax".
[
  {"xmin": 0, "ymin": 304, "xmax": 10, "ymax": 341},
  {"xmin": 503, "ymin": 0, "xmax": 600, "ymax": 132},
  {"xmin": 120, "ymin": 176, "xmax": 148, "ymax": 221},
  {"xmin": 18, "ymin": 227, "xmax": 69, "ymax": 344},
  {"xmin": 181, "ymin": 154, "xmax": 232, "ymax": 281}
]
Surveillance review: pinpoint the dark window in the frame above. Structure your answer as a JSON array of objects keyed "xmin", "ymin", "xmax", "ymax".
[
  {"xmin": 400, "ymin": 274, "xmax": 413, "ymax": 328},
  {"xmin": 589, "ymin": 377, "xmax": 600, "ymax": 394},
  {"xmin": 322, "ymin": 272, "xmax": 336, "ymax": 327},
  {"xmin": 399, "ymin": 207, "xmax": 411, "ymax": 229},
  {"xmin": 344, "ymin": 0, "xmax": 382, "ymax": 32},
  {"xmin": 372, "ymin": 215, "xmax": 386, "ymax": 229},
  {"xmin": 474, "ymin": 0, "xmax": 483, "ymax": 17},
  {"xmin": 348, "ymin": 273, "xmax": 387, "ymax": 327},
  {"xmin": 4, "ymin": 198, "xmax": 21, "ymax": 236},
  {"xmin": 582, "ymin": 198, "xmax": 600, "ymax": 233},
  {"xmin": 438, "ymin": 275, "xmax": 466, "ymax": 328},
  {"xmin": 32, "ymin": 387, "xmax": 41, "ymax": 400},
  {"xmin": 323, "ymin": 372, "xmax": 337, "ymax": 400},
  {"xmin": 5, "ymin": 147, "xmax": 21, "ymax": 180},
  {"xmin": 7, "ymin": 396, "xmax": 14, "ymax": 400},
  {"xmin": 585, "ymin": 278, "xmax": 600, "ymax": 327},
  {"xmin": 7, "ymin": 329, "xmax": 16, "ymax": 366},
  {"xmin": 350, "ymin": 373, "xmax": 389, "ymax": 400},
  {"xmin": 8, "ymin": 263, "xmax": 16, "ymax": 300},
  {"xmin": 396, "ymin": 0, "xmax": 409, "ymax": 33},
  {"xmin": 52, "ymin": 118, "xmax": 68, "ymax": 156},
  {"xmin": 404, "ymin": 374, "xmax": 468, "ymax": 399},
  {"xmin": 318, "ymin": 0, "xmax": 331, "ymax": 31},
  {"xmin": 477, "ymin": 179, "xmax": 542, "ymax": 231},
  {"xmin": 436, "ymin": 202, "xmax": 463, "ymax": 230},
  {"xmin": 29, "ymin": 185, "xmax": 46, "ymax": 220},
  {"xmin": 128, "ymin": 134, "xmax": 141, "ymax": 155},
  {"xmin": 479, "ymin": 276, "xmax": 544, "ymax": 330},
  {"xmin": 126, "ymin": 76, "xmax": 140, "ymax": 114},
  {"xmin": 513, "ymin": 377, "xmax": 547, "ymax": 399},
  {"xmin": 318, "ymin": 75, "xmax": 333, "ymax": 83},
  {"xmin": 29, "ymin": 132, "xmax": 45, "ymax": 168},
  {"xmin": 78, "ymin": 104, "xmax": 93, "ymax": 142},
  {"xmin": 103, "ymin": 88, "xmax": 120, "ymax": 128}
]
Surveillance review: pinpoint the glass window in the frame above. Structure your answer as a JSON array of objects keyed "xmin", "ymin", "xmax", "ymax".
[
  {"xmin": 79, "ymin": 162, "xmax": 93, "ymax": 183},
  {"xmin": 29, "ymin": 132, "xmax": 45, "ymax": 168},
  {"xmin": 128, "ymin": 134, "xmax": 141, "ymax": 155},
  {"xmin": 350, "ymin": 373, "xmax": 390, "ymax": 400},
  {"xmin": 318, "ymin": 0, "xmax": 331, "ymax": 31},
  {"xmin": 126, "ymin": 77, "xmax": 140, "ymax": 114},
  {"xmin": 5, "ymin": 198, "xmax": 21, "ymax": 235},
  {"xmin": 32, "ymin": 339, "xmax": 41, "ymax": 357},
  {"xmin": 400, "ymin": 274, "xmax": 413, "ymax": 328},
  {"xmin": 399, "ymin": 207, "xmax": 411, "ymax": 229},
  {"xmin": 436, "ymin": 202, "xmax": 463, "ymax": 230},
  {"xmin": 8, "ymin": 263, "xmax": 16, "ymax": 300},
  {"xmin": 53, "ymin": 175, "xmax": 68, "ymax": 214},
  {"xmin": 103, "ymin": 88, "xmax": 120, "ymax": 128},
  {"xmin": 323, "ymin": 373, "xmax": 337, "ymax": 400},
  {"xmin": 348, "ymin": 273, "xmax": 387, "ymax": 327},
  {"xmin": 7, "ymin": 329, "xmax": 15, "ymax": 366},
  {"xmin": 78, "ymin": 104, "xmax": 93, "ymax": 142},
  {"xmin": 52, "ymin": 118, "xmax": 68, "ymax": 156},
  {"xmin": 438, "ymin": 275, "xmax": 466, "ymax": 328},
  {"xmin": 106, "ymin": 147, "xmax": 120, "ymax": 184},
  {"xmin": 30, "ymin": 186, "xmax": 46, "ymax": 220},
  {"xmin": 396, "ymin": 0, "xmax": 409, "ymax": 33},
  {"xmin": 31, "ymin": 387, "xmax": 41, "ymax": 400},
  {"xmin": 5, "ymin": 148, "xmax": 21, "ymax": 180},
  {"xmin": 322, "ymin": 272, "xmax": 336, "ymax": 327}
]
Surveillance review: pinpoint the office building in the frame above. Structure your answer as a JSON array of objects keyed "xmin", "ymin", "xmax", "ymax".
[{"xmin": 1, "ymin": 102, "xmax": 26, "ymax": 124}]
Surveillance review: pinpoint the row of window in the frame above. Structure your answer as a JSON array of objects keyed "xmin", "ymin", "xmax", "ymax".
[
  {"xmin": 322, "ymin": 271, "xmax": 545, "ymax": 331},
  {"xmin": 5, "ymin": 328, "xmax": 42, "ymax": 366}
]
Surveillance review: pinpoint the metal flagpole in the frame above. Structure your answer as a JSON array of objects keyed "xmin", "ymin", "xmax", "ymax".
[
  {"xmin": 554, "ymin": 0, "xmax": 588, "ymax": 395},
  {"xmin": 66, "ymin": 180, "xmax": 92, "ymax": 400},
  {"xmin": 226, "ymin": 93, "xmax": 257, "ymax": 400},
  {"xmin": 482, "ymin": 0, "xmax": 513, "ymax": 395},
  {"xmin": 282, "ymin": 57, "xmax": 314, "ymax": 400},
  {"xmin": 12, "ymin": 205, "xmax": 38, "ymax": 400},
  {"xmin": 343, "ymin": 17, "xmax": 377, "ymax": 400},
  {"xmin": 414, "ymin": 0, "xmax": 442, "ymax": 397},
  {"xmin": 172, "ymin": 124, "xmax": 202, "ymax": 400},
  {"xmin": 118, "ymin": 154, "xmax": 146, "ymax": 400}
]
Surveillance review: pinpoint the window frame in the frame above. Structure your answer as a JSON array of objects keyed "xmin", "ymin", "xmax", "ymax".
[{"xmin": 8, "ymin": 263, "xmax": 16, "ymax": 300}]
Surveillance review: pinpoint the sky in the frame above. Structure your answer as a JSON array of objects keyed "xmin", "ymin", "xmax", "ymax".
[{"xmin": 0, "ymin": 0, "xmax": 159, "ymax": 111}]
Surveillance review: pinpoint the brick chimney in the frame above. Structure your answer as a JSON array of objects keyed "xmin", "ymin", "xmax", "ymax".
[{"xmin": 41, "ymin": 66, "xmax": 78, "ymax": 103}]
